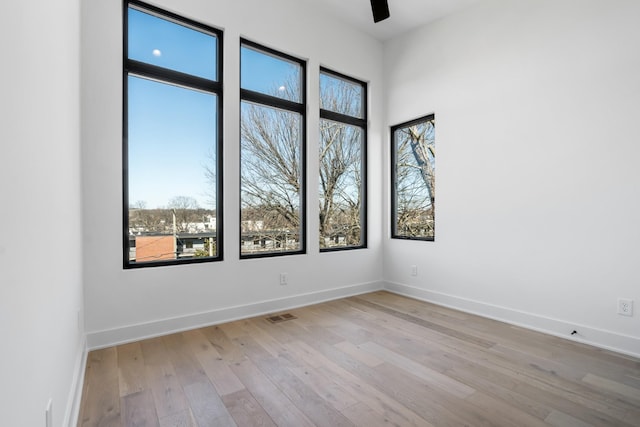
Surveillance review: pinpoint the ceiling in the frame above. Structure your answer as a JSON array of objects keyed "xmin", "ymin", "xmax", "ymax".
[{"xmin": 301, "ymin": 0, "xmax": 480, "ymax": 41}]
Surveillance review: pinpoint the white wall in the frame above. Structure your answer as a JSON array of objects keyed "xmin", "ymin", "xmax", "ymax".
[
  {"xmin": 4, "ymin": 0, "xmax": 639, "ymax": 424},
  {"xmin": 0, "ymin": 0, "xmax": 85, "ymax": 426},
  {"xmin": 384, "ymin": 0, "xmax": 640, "ymax": 356},
  {"xmin": 82, "ymin": 0, "xmax": 384, "ymax": 348}
]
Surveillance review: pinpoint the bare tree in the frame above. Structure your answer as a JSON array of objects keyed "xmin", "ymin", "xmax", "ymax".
[
  {"xmin": 236, "ymin": 76, "xmax": 366, "ymax": 253},
  {"xmin": 319, "ymin": 119, "xmax": 362, "ymax": 247},
  {"xmin": 168, "ymin": 195, "xmax": 200, "ymax": 232},
  {"xmin": 395, "ymin": 118, "xmax": 435, "ymax": 238},
  {"xmin": 128, "ymin": 200, "xmax": 162, "ymax": 233},
  {"xmin": 168, "ymin": 195, "xmax": 199, "ymax": 210},
  {"xmin": 203, "ymin": 147, "xmax": 217, "ymax": 209},
  {"xmin": 131, "ymin": 200, "xmax": 147, "ymax": 209},
  {"xmin": 319, "ymin": 71, "xmax": 365, "ymax": 247},
  {"xmin": 319, "ymin": 72, "xmax": 365, "ymax": 248},
  {"xmin": 239, "ymin": 79, "xmax": 304, "ymax": 253},
  {"xmin": 241, "ymin": 103, "xmax": 302, "ymax": 229}
]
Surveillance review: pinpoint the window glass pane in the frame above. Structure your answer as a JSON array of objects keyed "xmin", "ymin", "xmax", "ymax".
[
  {"xmin": 393, "ymin": 117, "xmax": 435, "ymax": 239},
  {"xmin": 128, "ymin": 76, "xmax": 218, "ymax": 263},
  {"xmin": 128, "ymin": 7, "xmax": 218, "ymax": 81},
  {"xmin": 240, "ymin": 101, "xmax": 303, "ymax": 254},
  {"xmin": 319, "ymin": 119, "xmax": 363, "ymax": 248},
  {"xmin": 320, "ymin": 72, "xmax": 364, "ymax": 118},
  {"xmin": 241, "ymin": 45, "xmax": 302, "ymax": 102}
]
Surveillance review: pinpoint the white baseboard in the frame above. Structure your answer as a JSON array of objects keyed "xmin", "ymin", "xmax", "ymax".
[
  {"xmin": 64, "ymin": 336, "xmax": 88, "ymax": 427},
  {"xmin": 86, "ymin": 281, "xmax": 384, "ymax": 350},
  {"xmin": 383, "ymin": 281, "xmax": 640, "ymax": 359},
  {"xmin": 75, "ymin": 279, "xmax": 638, "ymax": 424}
]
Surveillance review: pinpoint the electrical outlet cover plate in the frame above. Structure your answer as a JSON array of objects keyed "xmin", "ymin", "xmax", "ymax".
[{"xmin": 617, "ymin": 298, "xmax": 633, "ymax": 316}]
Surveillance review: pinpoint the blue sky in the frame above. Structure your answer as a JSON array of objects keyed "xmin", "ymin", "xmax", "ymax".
[
  {"xmin": 128, "ymin": 8, "xmax": 217, "ymax": 80},
  {"xmin": 127, "ymin": 76, "xmax": 217, "ymax": 209},
  {"xmin": 128, "ymin": 7, "xmax": 218, "ymax": 209},
  {"xmin": 127, "ymin": 7, "xmax": 302, "ymax": 210},
  {"xmin": 241, "ymin": 45, "xmax": 301, "ymax": 101}
]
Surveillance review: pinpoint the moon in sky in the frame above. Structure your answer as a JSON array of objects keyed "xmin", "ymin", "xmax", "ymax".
[{"xmin": 152, "ymin": 49, "xmax": 162, "ymax": 57}]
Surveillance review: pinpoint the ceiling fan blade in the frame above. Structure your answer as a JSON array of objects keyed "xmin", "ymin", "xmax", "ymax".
[{"xmin": 370, "ymin": 0, "xmax": 390, "ymax": 23}]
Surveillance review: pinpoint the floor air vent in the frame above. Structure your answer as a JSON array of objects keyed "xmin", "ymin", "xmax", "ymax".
[{"xmin": 266, "ymin": 313, "xmax": 297, "ymax": 323}]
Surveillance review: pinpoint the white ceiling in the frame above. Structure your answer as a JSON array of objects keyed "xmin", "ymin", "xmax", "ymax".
[{"xmin": 300, "ymin": 0, "xmax": 480, "ymax": 41}]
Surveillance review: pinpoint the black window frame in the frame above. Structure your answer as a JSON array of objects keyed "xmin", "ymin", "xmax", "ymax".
[
  {"xmin": 390, "ymin": 114, "xmax": 436, "ymax": 241},
  {"xmin": 319, "ymin": 67, "xmax": 368, "ymax": 252},
  {"xmin": 123, "ymin": 0, "xmax": 224, "ymax": 268},
  {"xmin": 239, "ymin": 39, "xmax": 307, "ymax": 259}
]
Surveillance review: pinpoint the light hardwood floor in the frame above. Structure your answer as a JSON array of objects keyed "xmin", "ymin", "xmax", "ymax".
[{"xmin": 77, "ymin": 291, "xmax": 640, "ymax": 426}]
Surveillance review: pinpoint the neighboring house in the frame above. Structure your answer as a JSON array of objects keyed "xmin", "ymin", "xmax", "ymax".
[{"xmin": 130, "ymin": 233, "xmax": 217, "ymax": 262}]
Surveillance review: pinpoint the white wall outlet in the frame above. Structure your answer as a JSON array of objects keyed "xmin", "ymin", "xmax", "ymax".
[
  {"xmin": 411, "ymin": 265, "xmax": 417, "ymax": 276},
  {"xmin": 617, "ymin": 298, "xmax": 633, "ymax": 316},
  {"xmin": 280, "ymin": 273, "xmax": 288, "ymax": 286},
  {"xmin": 45, "ymin": 399, "xmax": 53, "ymax": 427}
]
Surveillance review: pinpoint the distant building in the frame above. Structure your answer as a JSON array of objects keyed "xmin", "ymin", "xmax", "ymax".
[
  {"xmin": 134, "ymin": 235, "xmax": 174, "ymax": 262},
  {"xmin": 241, "ymin": 220, "xmax": 264, "ymax": 232},
  {"xmin": 129, "ymin": 232, "xmax": 216, "ymax": 262}
]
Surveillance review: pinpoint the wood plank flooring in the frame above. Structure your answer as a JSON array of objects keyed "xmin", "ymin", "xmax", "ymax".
[{"xmin": 77, "ymin": 291, "xmax": 640, "ymax": 426}]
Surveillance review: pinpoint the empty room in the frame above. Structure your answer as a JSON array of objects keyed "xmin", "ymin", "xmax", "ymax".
[{"xmin": 2, "ymin": 0, "xmax": 639, "ymax": 426}]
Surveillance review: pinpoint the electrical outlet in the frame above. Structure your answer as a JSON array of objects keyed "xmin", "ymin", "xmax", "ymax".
[
  {"xmin": 45, "ymin": 399, "xmax": 53, "ymax": 427},
  {"xmin": 280, "ymin": 273, "xmax": 288, "ymax": 286},
  {"xmin": 411, "ymin": 265, "xmax": 417, "ymax": 276},
  {"xmin": 617, "ymin": 298, "xmax": 633, "ymax": 316}
]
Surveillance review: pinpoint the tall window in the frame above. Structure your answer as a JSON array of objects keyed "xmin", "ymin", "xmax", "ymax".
[
  {"xmin": 240, "ymin": 40, "xmax": 306, "ymax": 257},
  {"xmin": 391, "ymin": 115, "xmax": 435, "ymax": 240},
  {"xmin": 319, "ymin": 68, "xmax": 367, "ymax": 250},
  {"xmin": 124, "ymin": 1, "xmax": 223, "ymax": 267}
]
